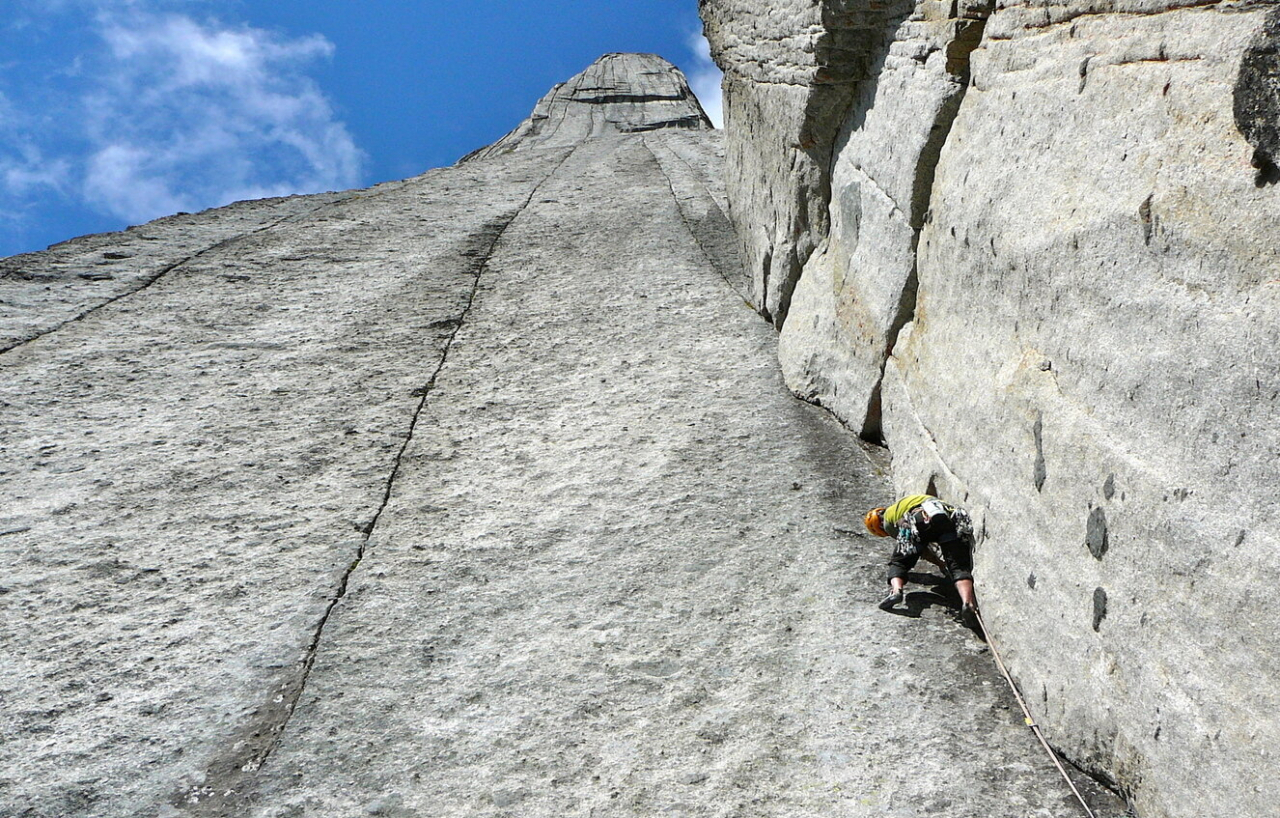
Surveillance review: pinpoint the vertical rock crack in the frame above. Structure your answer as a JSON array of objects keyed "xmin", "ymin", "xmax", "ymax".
[
  {"xmin": 0, "ymin": 198, "xmax": 348, "ymax": 358},
  {"xmin": 641, "ymin": 137, "xmax": 752, "ymax": 305},
  {"xmin": 177, "ymin": 146, "xmax": 579, "ymax": 817},
  {"xmin": 862, "ymin": 8, "xmax": 992, "ymax": 441}
]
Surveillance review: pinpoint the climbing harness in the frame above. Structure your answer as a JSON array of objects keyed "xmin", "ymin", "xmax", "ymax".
[{"xmin": 973, "ymin": 609, "xmax": 1100, "ymax": 818}]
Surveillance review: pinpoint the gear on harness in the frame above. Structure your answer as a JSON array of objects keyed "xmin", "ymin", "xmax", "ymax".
[
  {"xmin": 893, "ymin": 538, "xmax": 921, "ymax": 560},
  {"xmin": 868, "ymin": 494, "xmax": 980, "ymax": 619}
]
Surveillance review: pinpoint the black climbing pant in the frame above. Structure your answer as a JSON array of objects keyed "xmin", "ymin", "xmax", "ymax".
[{"xmin": 887, "ymin": 538, "xmax": 973, "ymax": 584}]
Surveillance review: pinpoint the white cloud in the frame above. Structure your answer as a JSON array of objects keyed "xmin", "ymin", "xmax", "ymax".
[
  {"xmin": 101, "ymin": 12, "xmax": 334, "ymax": 88},
  {"xmin": 77, "ymin": 7, "xmax": 364, "ymax": 222},
  {"xmin": 3, "ymin": 153, "xmax": 71, "ymax": 198},
  {"xmin": 0, "ymin": 94, "xmax": 72, "ymax": 225},
  {"xmin": 686, "ymin": 31, "xmax": 723, "ymax": 129},
  {"xmin": 83, "ymin": 144, "xmax": 186, "ymax": 220}
]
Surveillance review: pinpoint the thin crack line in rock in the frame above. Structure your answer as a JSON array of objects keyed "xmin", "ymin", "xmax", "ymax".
[
  {"xmin": 640, "ymin": 143, "xmax": 888, "ymax": 474},
  {"xmin": 643, "ymin": 136, "xmax": 734, "ymax": 228},
  {"xmin": 1009, "ymin": 0, "xmax": 1226, "ymax": 33},
  {"xmin": 640, "ymin": 137, "xmax": 751, "ymax": 307},
  {"xmin": 0, "ymin": 195, "xmax": 353, "ymax": 358},
  {"xmin": 178, "ymin": 145, "xmax": 580, "ymax": 816},
  {"xmin": 544, "ymin": 70, "xmax": 586, "ymax": 146},
  {"xmin": 861, "ymin": 17, "xmax": 990, "ymax": 443}
]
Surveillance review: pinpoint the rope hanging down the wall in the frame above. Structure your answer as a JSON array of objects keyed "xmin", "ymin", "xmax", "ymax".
[{"xmin": 973, "ymin": 610, "xmax": 1100, "ymax": 818}]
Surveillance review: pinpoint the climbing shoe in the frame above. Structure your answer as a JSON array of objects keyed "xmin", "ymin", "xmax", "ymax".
[
  {"xmin": 878, "ymin": 589, "xmax": 904, "ymax": 611},
  {"xmin": 961, "ymin": 603, "xmax": 980, "ymax": 630}
]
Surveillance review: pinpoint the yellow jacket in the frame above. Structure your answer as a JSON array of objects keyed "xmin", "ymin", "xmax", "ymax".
[{"xmin": 883, "ymin": 494, "xmax": 932, "ymax": 531}]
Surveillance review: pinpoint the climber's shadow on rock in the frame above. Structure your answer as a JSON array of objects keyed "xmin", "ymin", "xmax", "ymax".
[
  {"xmin": 882, "ymin": 571, "xmax": 957, "ymax": 618},
  {"xmin": 898, "ymin": 575, "xmax": 987, "ymax": 640}
]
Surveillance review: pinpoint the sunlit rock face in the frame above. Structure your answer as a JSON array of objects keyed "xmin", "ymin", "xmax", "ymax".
[
  {"xmin": 460, "ymin": 52, "xmax": 714, "ymax": 162},
  {"xmin": 2, "ymin": 53, "xmax": 1105, "ymax": 818},
  {"xmin": 704, "ymin": 1, "xmax": 1280, "ymax": 816},
  {"xmin": 698, "ymin": 0, "xmax": 912, "ymax": 327},
  {"xmin": 774, "ymin": 0, "xmax": 992, "ymax": 442}
]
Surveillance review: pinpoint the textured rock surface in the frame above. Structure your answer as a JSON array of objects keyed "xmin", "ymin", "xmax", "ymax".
[
  {"xmin": 0, "ymin": 192, "xmax": 353, "ymax": 353},
  {"xmin": 646, "ymin": 134, "xmax": 753, "ymax": 303},
  {"xmin": 0, "ymin": 54, "xmax": 1124, "ymax": 818},
  {"xmin": 884, "ymin": 5, "xmax": 1280, "ymax": 815},
  {"xmin": 224, "ymin": 132, "xmax": 1114, "ymax": 818},
  {"xmin": 704, "ymin": 1, "xmax": 1280, "ymax": 816},
  {"xmin": 778, "ymin": 0, "xmax": 991, "ymax": 438},
  {"xmin": 460, "ymin": 53, "xmax": 713, "ymax": 163},
  {"xmin": 0, "ymin": 150, "xmax": 561, "ymax": 816},
  {"xmin": 699, "ymin": 0, "xmax": 949, "ymax": 327}
]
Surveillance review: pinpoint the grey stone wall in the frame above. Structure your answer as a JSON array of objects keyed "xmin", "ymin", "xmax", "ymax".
[
  {"xmin": 3, "ymin": 54, "xmax": 1112, "ymax": 818},
  {"xmin": 699, "ymin": 0, "xmax": 918, "ymax": 326},
  {"xmin": 704, "ymin": 1, "xmax": 1280, "ymax": 816},
  {"xmin": 778, "ymin": 0, "xmax": 993, "ymax": 440}
]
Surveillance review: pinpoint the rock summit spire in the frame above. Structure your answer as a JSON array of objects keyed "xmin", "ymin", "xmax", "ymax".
[{"xmin": 461, "ymin": 53, "xmax": 714, "ymax": 162}]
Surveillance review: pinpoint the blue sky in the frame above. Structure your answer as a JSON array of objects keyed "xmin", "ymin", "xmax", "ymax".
[{"xmin": 0, "ymin": 0, "xmax": 722, "ymax": 258}]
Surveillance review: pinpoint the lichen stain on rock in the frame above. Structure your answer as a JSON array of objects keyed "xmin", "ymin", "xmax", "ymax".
[
  {"xmin": 1138, "ymin": 193, "xmax": 1156, "ymax": 246},
  {"xmin": 1086, "ymin": 505, "xmax": 1109, "ymax": 561},
  {"xmin": 1234, "ymin": 5, "xmax": 1280, "ymax": 186},
  {"xmin": 1092, "ymin": 587, "xmax": 1108, "ymax": 632},
  {"xmin": 1032, "ymin": 412, "xmax": 1047, "ymax": 492}
]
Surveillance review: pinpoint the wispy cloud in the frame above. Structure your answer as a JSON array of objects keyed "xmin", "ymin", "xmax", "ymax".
[
  {"xmin": 2, "ymin": 149, "xmax": 71, "ymax": 199},
  {"xmin": 0, "ymin": 1, "xmax": 364, "ymax": 232},
  {"xmin": 686, "ymin": 31, "xmax": 723, "ymax": 129},
  {"xmin": 80, "ymin": 8, "xmax": 364, "ymax": 222},
  {"xmin": 0, "ymin": 93, "xmax": 72, "ymax": 228}
]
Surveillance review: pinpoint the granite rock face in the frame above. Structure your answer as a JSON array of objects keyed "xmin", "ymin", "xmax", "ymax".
[
  {"xmin": 1, "ymin": 55, "xmax": 1115, "ymax": 818},
  {"xmin": 777, "ymin": 0, "xmax": 992, "ymax": 439},
  {"xmin": 699, "ymin": 0, "xmax": 916, "ymax": 326},
  {"xmin": 704, "ymin": 2, "xmax": 1280, "ymax": 817},
  {"xmin": 460, "ymin": 53, "xmax": 713, "ymax": 162},
  {"xmin": 0, "ymin": 192, "xmax": 353, "ymax": 353}
]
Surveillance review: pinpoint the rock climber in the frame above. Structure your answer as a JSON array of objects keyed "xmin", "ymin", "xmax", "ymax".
[{"xmin": 863, "ymin": 495, "xmax": 979, "ymax": 629}]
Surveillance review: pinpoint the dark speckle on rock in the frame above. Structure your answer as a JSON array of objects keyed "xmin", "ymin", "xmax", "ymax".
[
  {"xmin": 1033, "ymin": 413, "xmax": 1047, "ymax": 492},
  {"xmin": 1093, "ymin": 587, "xmax": 1108, "ymax": 632},
  {"xmin": 1235, "ymin": 6, "xmax": 1280, "ymax": 185},
  {"xmin": 1086, "ymin": 506, "xmax": 1109, "ymax": 560}
]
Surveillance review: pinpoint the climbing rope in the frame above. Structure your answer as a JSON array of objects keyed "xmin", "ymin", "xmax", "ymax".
[{"xmin": 973, "ymin": 609, "xmax": 1100, "ymax": 818}]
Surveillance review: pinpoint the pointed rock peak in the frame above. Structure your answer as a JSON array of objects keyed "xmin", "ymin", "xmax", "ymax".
[{"xmin": 461, "ymin": 53, "xmax": 714, "ymax": 162}]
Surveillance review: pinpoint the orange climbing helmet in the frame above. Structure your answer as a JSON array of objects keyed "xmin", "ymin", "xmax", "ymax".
[{"xmin": 864, "ymin": 507, "xmax": 888, "ymax": 537}]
